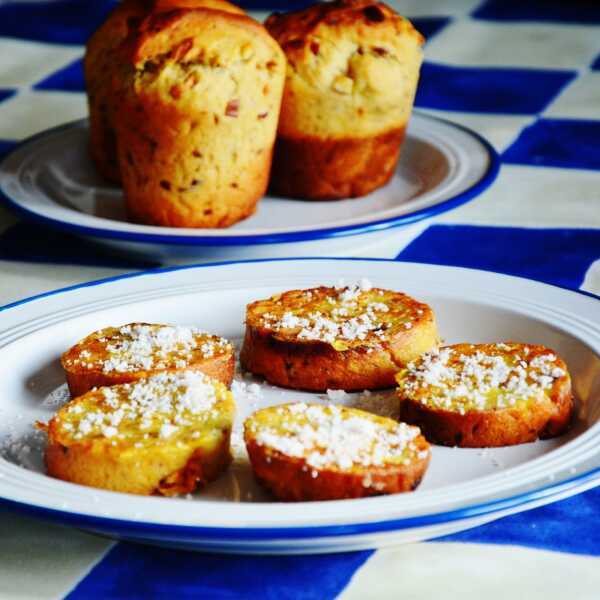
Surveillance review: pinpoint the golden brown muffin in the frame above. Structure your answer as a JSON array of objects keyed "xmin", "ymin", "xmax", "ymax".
[
  {"xmin": 43, "ymin": 371, "xmax": 235, "ymax": 496},
  {"xmin": 84, "ymin": 0, "xmax": 245, "ymax": 184},
  {"xmin": 244, "ymin": 403, "xmax": 430, "ymax": 501},
  {"xmin": 112, "ymin": 7, "xmax": 286, "ymax": 228},
  {"xmin": 154, "ymin": 0, "xmax": 244, "ymax": 11},
  {"xmin": 85, "ymin": 0, "xmax": 147, "ymax": 183},
  {"xmin": 265, "ymin": 0, "xmax": 424, "ymax": 200},
  {"xmin": 240, "ymin": 280, "xmax": 438, "ymax": 391},
  {"xmin": 61, "ymin": 322, "xmax": 234, "ymax": 397},
  {"xmin": 396, "ymin": 343, "xmax": 574, "ymax": 448}
]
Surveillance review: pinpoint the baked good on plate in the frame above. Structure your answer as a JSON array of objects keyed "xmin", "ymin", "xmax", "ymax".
[
  {"xmin": 244, "ymin": 403, "xmax": 430, "ymax": 501},
  {"xmin": 43, "ymin": 371, "xmax": 235, "ymax": 495},
  {"xmin": 396, "ymin": 342, "xmax": 573, "ymax": 447},
  {"xmin": 240, "ymin": 279, "xmax": 438, "ymax": 391},
  {"xmin": 114, "ymin": 4, "xmax": 286, "ymax": 227},
  {"xmin": 85, "ymin": 0, "xmax": 146, "ymax": 182},
  {"xmin": 265, "ymin": 0, "xmax": 424, "ymax": 199},
  {"xmin": 84, "ymin": 0, "xmax": 245, "ymax": 183},
  {"xmin": 61, "ymin": 322, "xmax": 234, "ymax": 397}
]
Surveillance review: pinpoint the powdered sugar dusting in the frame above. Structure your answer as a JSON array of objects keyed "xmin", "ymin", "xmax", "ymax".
[
  {"xmin": 398, "ymin": 343, "xmax": 567, "ymax": 412},
  {"xmin": 42, "ymin": 383, "xmax": 70, "ymax": 408},
  {"xmin": 0, "ymin": 424, "xmax": 46, "ymax": 471},
  {"xmin": 64, "ymin": 324, "xmax": 231, "ymax": 374},
  {"xmin": 255, "ymin": 282, "xmax": 422, "ymax": 347},
  {"xmin": 55, "ymin": 371, "xmax": 228, "ymax": 443},
  {"xmin": 249, "ymin": 403, "xmax": 424, "ymax": 473}
]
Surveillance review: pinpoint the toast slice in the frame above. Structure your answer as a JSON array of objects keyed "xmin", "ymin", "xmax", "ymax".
[
  {"xmin": 43, "ymin": 370, "xmax": 235, "ymax": 495},
  {"xmin": 62, "ymin": 322, "xmax": 234, "ymax": 397},
  {"xmin": 396, "ymin": 342, "xmax": 573, "ymax": 447},
  {"xmin": 240, "ymin": 280, "xmax": 438, "ymax": 391},
  {"xmin": 244, "ymin": 403, "xmax": 430, "ymax": 501}
]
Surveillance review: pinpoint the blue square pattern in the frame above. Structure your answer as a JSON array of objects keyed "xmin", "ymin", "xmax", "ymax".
[
  {"xmin": 0, "ymin": 223, "xmax": 154, "ymax": 269},
  {"xmin": 66, "ymin": 544, "xmax": 372, "ymax": 600},
  {"xmin": 0, "ymin": 0, "xmax": 116, "ymax": 45},
  {"xmin": 409, "ymin": 17, "xmax": 451, "ymax": 43},
  {"xmin": 415, "ymin": 62, "xmax": 576, "ymax": 115},
  {"xmin": 34, "ymin": 58, "xmax": 85, "ymax": 93},
  {"xmin": 502, "ymin": 118, "xmax": 600, "ymax": 171},
  {"xmin": 592, "ymin": 53, "xmax": 600, "ymax": 70},
  {"xmin": 441, "ymin": 487, "xmax": 600, "ymax": 556},
  {"xmin": 473, "ymin": 0, "xmax": 600, "ymax": 24},
  {"xmin": 0, "ymin": 139, "xmax": 16, "ymax": 160},
  {"xmin": 0, "ymin": 90, "xmax": 15, "ymax": 106},
  {"xmin": 397, "ymin": 225, "xmax": 600, "ymax": 292}
]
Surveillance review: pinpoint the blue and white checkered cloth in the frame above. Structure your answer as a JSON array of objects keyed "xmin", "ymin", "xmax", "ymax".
[{"xmin": 0, "ymin": 1, "xmax": 599, "ymax": 598}]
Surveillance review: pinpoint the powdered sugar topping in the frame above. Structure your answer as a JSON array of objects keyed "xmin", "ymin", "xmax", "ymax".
[
  {"xmin": 66, "ymin": 324, "xmax": 231, "ymax": 374},
  {"xmin": 59, "ymin": 371, "xmax": 228, "ymax": 443},
  {"xmin": 399, "ymin": 344, "xmax": 567, "ymax": 413},
  {"xmin": 256, "ymin": 281, "xmax": 420, "ymax": 346},
  {"xmin": 250, "ymin": 403, "xmax": 424, "ymax": 472}
]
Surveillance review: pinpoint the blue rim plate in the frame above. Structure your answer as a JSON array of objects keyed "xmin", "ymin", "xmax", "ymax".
[
  {"xmin": 0, "ymin": 113, "xmax": 499, "ymax": 247},
  {"xmin": 0, "ymin": 258, "xmax": 598, "ymax": 553}
]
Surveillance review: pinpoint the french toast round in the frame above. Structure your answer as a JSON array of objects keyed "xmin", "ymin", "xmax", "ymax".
[
  {"xmin": 61, "ymin": 323, "xmax": 234, "ymax": 397},
  {"xmin": 244, "ymin": 403, "xmax": 430, "ymax": 501},
  {"xmin": 84, "ymin": 0, "xmax": 245, "ymax": 183},
  {"xmin": 240, "ymin": 280, "xmax": 438, "ymax": 391},
  {"xmin": 265, "ymin": 0, "xmax": 424, "ymax": 199},
  {"xmin": 113, "ymin": 5, "xmax": 286, "ymax": 228},
  {"xmin": 44, "ymin": 371, "xmax": 235, "ymax": 496},
  {"xmin": 396, "ymin": 343, "xmax": 574, "ymax": 447}
]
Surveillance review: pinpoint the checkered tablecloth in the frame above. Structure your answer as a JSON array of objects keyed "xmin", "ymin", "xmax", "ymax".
[{"xmin": 1, "ymin": 1, "xmax": 599, "ymax": 598}]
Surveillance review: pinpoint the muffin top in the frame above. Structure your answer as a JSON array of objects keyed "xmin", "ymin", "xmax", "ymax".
[
  {"xmin": 265, "ymin": 0, "xmax": 424, "ymax": 138},
  {"xmin": 125, "ymin": 6, "xmax": 284, "ymax": 75},
  {"xmin": 86, "ymin": 1, "xmax": 244, "ymax": 70},
  {"xmin": 151, "ymin": 0, "xmax": 244, "ymax": 14},
  {"xmin": 113, "ymin": 5, "xmax": 285, "ymax": 131}
]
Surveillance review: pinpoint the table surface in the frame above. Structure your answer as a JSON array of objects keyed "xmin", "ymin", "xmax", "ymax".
[{"xmin": 1, "ymin": 1, "xmax": 600, "ymax": 599}]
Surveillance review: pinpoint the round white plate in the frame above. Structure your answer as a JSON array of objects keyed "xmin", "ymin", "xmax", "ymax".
[
  {"xmin": 0, "ymin": 114, "xmax": 498, "ymax": 262},
  {"xmin": 0, "ymin": 258, "xmax": 599, "ymax": 554}
]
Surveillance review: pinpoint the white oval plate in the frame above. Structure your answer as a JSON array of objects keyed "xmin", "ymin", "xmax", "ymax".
[
  {"xmin": 0, "ymin": 114, "xmax": 498, "ymax": 262},
  {"xmin": 1, "ymin": 258, "xmax": 599, "ymax": 555}
]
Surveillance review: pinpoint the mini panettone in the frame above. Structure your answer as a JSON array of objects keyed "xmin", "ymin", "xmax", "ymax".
[
  {"xmin": 240, "ymin": 280, "xmax": 438, "ymax": 391},
  {"xmin": 85, "ymin": 0, "xmax": 147, "ymax": 183},
  {"xmin": 113, "ymin": 5, "xmax": 286, "ymax": 227},
  {"xmin": 265, "ymin": 0, "xmax": 424, "ymax": 200},
  {"xmin": 84, "ymin": 0, "xmax": 245, "ymax": 184},
  {"xmin": 61, "ymin": 323, "xmax": 234, "ymax": 397},
  {"xmin": 396, "ymin": 343, "xmax": 574, "ymax": 447}
]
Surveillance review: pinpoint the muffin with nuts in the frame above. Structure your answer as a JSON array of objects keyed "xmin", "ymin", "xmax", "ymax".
[
  {"xmin": 107, "ymin": 3, "xmax": 285, "ymax": 227},
  {"xmin": 265, "ymin": 0, "xmax": 424, "ymax": 199},
  {"xmin": 85, "ymin": 0, "xmax": 247, "ymax": 184},
  {"xmin": 84, "ymin": 0, "xmax": 147, "ymax": 183}
]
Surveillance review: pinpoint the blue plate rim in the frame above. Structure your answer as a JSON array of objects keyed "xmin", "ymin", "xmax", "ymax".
[
  {"xmin": 0, "ymin": 256, "xmax": 598, "ymax": 541},
  {"xmin": 0, "ymin": 113, "xmax": 500, "ymax": 247},
  {"xmin": 1, "ymin": 464, "xmax": 599, "ymax": 541}
]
